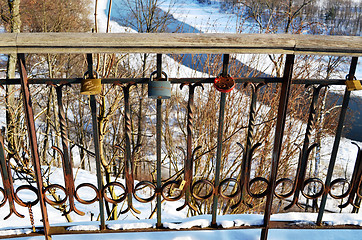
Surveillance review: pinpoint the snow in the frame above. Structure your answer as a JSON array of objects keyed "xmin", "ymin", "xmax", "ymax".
[
  {"xmin": 268, "ymin": 229, "xmax": 362, "ymax": 240},
  {"xmin": 0, "ymin": 229, "xmax": 32, "ymax": 236},
  {"xmin": 5, "ymin": 229, "xmax": 362, "ymax": 240},
  {"xmin": 67, "ymin": 225, "xmax": 100, "ymax": 231},
  {"xmin": 108, "ymin": 221, "xmax": 153, "ymax": 230},
  {"xmin": 271, "ymin": 212, "xmax": 362, "ymax": 226},
  {"xmin": 158, "ymin": 0, "xmax": 241, "ymax": 33},
  {"xmin": 94, "ymin": 0, "xmax": 136, "ymax": 33},
  {"xmin": 164, "ymin": 219, "xmax": 210, "ymax": 230}
]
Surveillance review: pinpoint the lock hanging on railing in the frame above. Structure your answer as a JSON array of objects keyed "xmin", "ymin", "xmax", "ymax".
[
  {"xmin": 148, "ymin": 70, "xmax": 171, "ymax": 99},
  {"xmin": 81, "ymin": 71, "xmax": 102, "ymax": 95},
  {"xmin": 345, "ymin": 74, "xmax": 362, "ymax": 91},
  {"xmin": 214, "ymin": 74, "xmax": 235, "ymax": 93}
]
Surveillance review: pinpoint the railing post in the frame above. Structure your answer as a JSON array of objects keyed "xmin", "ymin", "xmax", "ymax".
[
  {"xmin": 0, "ymin": 132, "xmax": 24, "ymax": 219},
  {"xmin": 54, "ymin": 85, "xmax": 84, "ymax": 216},
  {"xmin": 121, "ymin": 84, "xmax": 140, "ymax": 214},
  {"xmin": 156, "ymin": 53, "xmax": 163, "ymax": 228},
  {"xmin": 87, "ymin": 53, "xmax": 106, "ymax": 230},
  {"xmin": 316, "ymin": 56, "xmax": 358, "ymax": 225},
  {"xmin": 211, "ymin": 54, "xmax": 229, "ymax": 227},
  {"xmin": 284, "ymin": 85, "xmax": 323, "ymax": 210},
  {"xmin": 261, "ymin": 54, "xmax": 295, "ymax": 240},
  {"xmin": 17, "ymin": 53, "xmax": 52, "ymax": 240}
]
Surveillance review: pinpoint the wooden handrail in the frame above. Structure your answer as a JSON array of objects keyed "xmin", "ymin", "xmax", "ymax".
[{"xmin": 0, "ymin": 33, "xmax": 361, "ymax": 56}]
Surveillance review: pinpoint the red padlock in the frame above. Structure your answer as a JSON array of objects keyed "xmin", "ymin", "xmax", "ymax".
[{"xmin": 214, "ymin": 74, "xmax": 235, "ymax": 93}]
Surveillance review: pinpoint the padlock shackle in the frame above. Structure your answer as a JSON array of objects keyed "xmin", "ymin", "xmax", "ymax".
[
  {"xmin": 149, "ymin": 70, "xmax": 168, "ymax": 81},
  {"xmin": 346, "ymin": 74, "xmax": 357, "ymax": 80},
  {"xmin": 84, "ymin": 70, "xmax": 100, "ymax": 79}
]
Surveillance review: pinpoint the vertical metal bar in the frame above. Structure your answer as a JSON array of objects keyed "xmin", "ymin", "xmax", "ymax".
[
  {"xmin": 211, "ymin": 54, "xmax": 229, "ymax": 227},
  {"xmin": 244, "ymin": 85, "xmax": 258, "ymax": 168},
  {"xmin": 261, "ymin": 54, "xmax": 295, "ymax": 240},
  {"xmin": 122, "ymin": 84, "xmax": 139, "ymax": 214},
  {"xmin": 185, "ymin": 86, "xmax": 194, "ymax": 205},
  {"xmin": 177, "ymin": 82, "xmax": 202, "ymax": 212},
  {"xmin": 156, "ymin": 53, "xmax": 163, "ymax": 228},
  {"xmin": 87, "ymin": 53, "xmax": 106, "ymax": 230},
  {"xmin": 284, "ymin": 86, "xmax": 322, "ymax": 210},
  {"xmin": 0, "ymin": 133, "xmax": 24, "ymax": 219},
  {"xmin": 352, "ymin": 145, "xmax": 362, "ymax": 213},
  {"xmin": 316, "ymin": 56, "xmax": 358, "ymax": 225},
  {"xmin": 17, "ymin": 53, "xmax": 52, "ymax": 240},
  {"xmin": 55, "ymin": 86, "xmax": 83, "ymax": 215},
  {"xmin": 340, "ymin": 142, "xmax": 362, "ymax": 210},
  {"xmin": 124, "ymin": 86, "xmax": 133, "ymax": 192},
  {"xmin": 238, "ymin": 83, "xmax": 263, "ymax": 208}
]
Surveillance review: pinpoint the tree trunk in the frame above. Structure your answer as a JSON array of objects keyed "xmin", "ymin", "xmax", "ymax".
[{"xmin": 6, "ymin": 0, "xmax": 21, "ymax": 157}]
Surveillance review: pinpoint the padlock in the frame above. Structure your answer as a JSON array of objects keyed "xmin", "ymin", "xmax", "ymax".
[
  {"xmin": 178, "ymin": 180, "xmax": 186, "ymax": 191},
  {"xmin": 345, "ymin": 75, "xmax": 362, "ymax": 91},
  {"xmin": 81, "ymin": 71, "xmax": 102, "ymax": 95},
  {"xmin": 214, "ymin": 74, "xmax": 235, "ymax": 93},
  {"xmin": 148, "ymin": 70, "xmax": 171, "ymax": 99}
]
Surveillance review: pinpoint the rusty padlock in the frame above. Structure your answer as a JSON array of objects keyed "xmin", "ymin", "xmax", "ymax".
[{"xmin": 214, "ymin": 74, "xmax": 235, "ymax": 93}]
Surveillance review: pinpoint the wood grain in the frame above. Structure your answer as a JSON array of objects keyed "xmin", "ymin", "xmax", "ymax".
[{"xmin": 0, "ymin": 33, "xmax": 360, "ymax": 56}]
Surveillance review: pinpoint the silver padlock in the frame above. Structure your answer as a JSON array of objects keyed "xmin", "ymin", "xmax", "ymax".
[{"xmin": 148, "ymin": 71, "xmax": 171, "ymax": 99}]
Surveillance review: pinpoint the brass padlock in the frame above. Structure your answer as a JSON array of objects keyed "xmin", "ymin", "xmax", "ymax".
[
  {"xmin": 81, "ymin": 71, "xmax": 102, "ymax": 95},
  {"xmin": 345, "ymin": 75, "xmax": 362, "ymax": 91}
]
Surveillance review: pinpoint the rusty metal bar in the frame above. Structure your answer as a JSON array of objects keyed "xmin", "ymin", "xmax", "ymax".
[
  {"xmin": 284, "ymin": 85, "xmax": 323, "ymax": 210},
  {"xmin": 121, "ymin": 84, "xmax": 140, "ymax": 214},
  {"xmin": 53, "ymin": 85, "xmax": 84, "ymax": 215},
  {"xmin": 185, "ymin": 85, "xmax": 195, "ymax": 211},
  {"xmin": 123, "ymin": 85, "xmax": 134, "ymax": 199},
  {"xmin": 234, "ymin": 82, "xmax": 264, "ymax": 209},
  {"xmin": 211, "ymin": 54, "xmax": 229, "ymax": 227},
  {"xmin": 317, "ymin": 57, "xmax": 358, "ymax": 225},
  {"xmin": 17, "ymin": 53, "xmax": 52, "ymax": 240},
  {"xmin": 339, "ymin": 142, "xmax": 362, "ymax": 210},
  {"xmin": 87, "ymin": 53, "xmax": 106, "ymax": 230},
  {"xmin": 0, "ymin": 133, "xmax": 24, "ymax": 219},
  {"xmin": 0, "ymin": 77, "xmax": 355, "ymax": 86},
  {"xmin": 261, "ymin": 54, "xmax": 295, "ymax": 240},
  {"xmin": 177, "ymin": 82, "xmax": 202, "ymax": 212},
  {"xmin": 156, "ymin": 53, "xmax": 163, "ymax": 228},
  {"xmin": 351, "ymin": 143, "xmax": 362, "ymax": 212}
]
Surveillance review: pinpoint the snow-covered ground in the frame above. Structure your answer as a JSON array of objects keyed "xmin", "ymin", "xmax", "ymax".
[
  {"xmin": 158, "ymin": 0, "xmax": 242, "ymax": 33},
  {"xmin": 5, "ymin": 229, "xmax": 362, "ymax": 240}
]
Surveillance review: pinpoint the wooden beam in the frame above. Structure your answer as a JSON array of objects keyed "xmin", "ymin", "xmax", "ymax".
[
  {"xmin": 0, "ymin": 33, "xmax": 361, "ymax": 56},
  {"xmin": 0, "ymin": 33, "xmax": 17, "ymax": 54}
]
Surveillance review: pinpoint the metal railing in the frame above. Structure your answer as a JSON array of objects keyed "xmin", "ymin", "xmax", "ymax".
[{"xmin": 0, "ymin": 33, "xmax": 361, "ymax": 240}]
